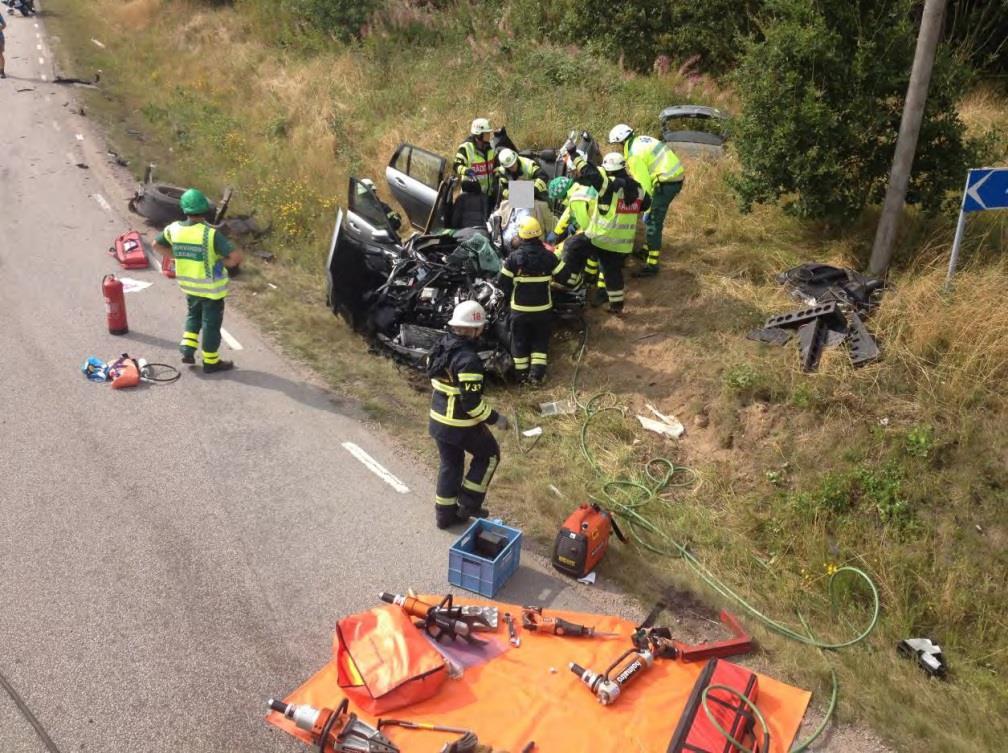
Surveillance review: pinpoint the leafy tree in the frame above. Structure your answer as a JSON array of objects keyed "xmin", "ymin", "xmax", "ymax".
[
  {"xmin": 730, "ymin": 0, "xmax": 975, "ymax": 223},
  {"xmin": 285, "ymin": 0, "xmax": 378, "ymax": 40}
]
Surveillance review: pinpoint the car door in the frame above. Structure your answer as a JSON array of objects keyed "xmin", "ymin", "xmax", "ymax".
[
  {"xmin": 326, "ymin": 178, "xmax": 402, "ymax": 330},
  {"xmin": 386, "ymin": 143, "xmax": 447, "ymax": 230}
]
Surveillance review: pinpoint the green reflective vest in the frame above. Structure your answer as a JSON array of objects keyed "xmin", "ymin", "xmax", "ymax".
[
  {"xmin": 625, "ymin": 135, "xmax": 684, "ymax": 195},
  {"xmin": 555, "ymin": 183, "xmax": 598, "ymax": 236},
  {"xmin": 164, "ymin": 221, "xmax": 229, "ymax": 300},
  {"xmin": 587, "ymin": 193, "xmax": 645, "ymax": 255},
  {"xmin": 457, "ymin": 140, "xmax": 497, "ymax": 194}
]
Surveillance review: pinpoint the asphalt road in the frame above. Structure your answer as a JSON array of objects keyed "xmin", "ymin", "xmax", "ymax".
[{"xmin": 0, "ymin": 15, "xmax": 635, "ymax": 753}]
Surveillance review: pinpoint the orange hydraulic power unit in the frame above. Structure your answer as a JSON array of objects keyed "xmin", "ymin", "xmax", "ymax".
[{"xmin": 552, "ymin": 503, "xmax": 625, "ymax": 578}]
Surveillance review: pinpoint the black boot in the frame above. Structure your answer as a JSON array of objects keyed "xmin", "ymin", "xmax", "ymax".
[
  {"xmin": 458, "ymin": 493, "xmax": 489, "ymax": 520},
  {"xmin": 436, "ymin": 503, "xmax": 464, "ymax": 530},
  {"xmin": 203, "ymin": 360, "xmax": 235, "ymax": 373},
  {"xmin": 181, "ymin": 351, "xmax": 196, "ymax": 365}
]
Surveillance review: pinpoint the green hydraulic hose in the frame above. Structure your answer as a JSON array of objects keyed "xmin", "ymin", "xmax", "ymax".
[{"xmin": 568, "ymin": 319, "xmax": 876, "ymax": 750}]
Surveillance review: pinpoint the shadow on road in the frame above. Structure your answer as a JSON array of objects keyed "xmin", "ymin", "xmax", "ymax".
[
  {"xmin": 122, "ymin": 330, "xmax": 181, "ymax": 352},
  {"xmin": 200, "ymin": 368, "xmax": 365, "ymax": 418}
]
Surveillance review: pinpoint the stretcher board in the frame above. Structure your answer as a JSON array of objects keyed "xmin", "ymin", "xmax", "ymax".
[{"xmin": 267, "ymin": 600, "xmax": 811, "ymax": 753}]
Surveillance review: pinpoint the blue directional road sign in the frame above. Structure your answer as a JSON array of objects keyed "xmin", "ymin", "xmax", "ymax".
[{"xmin": 962, "ymin": 167, "xmax": 1008, "ymax": 213}]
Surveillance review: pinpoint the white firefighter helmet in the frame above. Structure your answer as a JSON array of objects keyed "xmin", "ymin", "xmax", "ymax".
[{"xmin": 448, "ymin": 300, "xmax": 487, "ymax": 329}]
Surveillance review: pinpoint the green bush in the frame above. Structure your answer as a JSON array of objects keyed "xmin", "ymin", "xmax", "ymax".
[
  {"xmin": 509, "ymin": 0, "xmax": 763, "ymax": 74},
  {"xmin": 283, "ymin": 0, "xmax": 378, "ymax": 40},
  {"xmin": 729, "ymin": 0, "xmax": 975, "ymax": 222}
]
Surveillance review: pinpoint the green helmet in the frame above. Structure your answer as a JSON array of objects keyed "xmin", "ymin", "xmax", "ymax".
[
  {"xmin": 548, "ymin": 176, "xmax": 573, "ymax": 205},
  {"xmin": 180, "ymin": 188, "xmax": 211, "ymax": 216}
]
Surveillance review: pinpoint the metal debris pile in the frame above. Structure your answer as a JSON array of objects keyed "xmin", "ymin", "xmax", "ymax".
[{"xmin": 748, "ymin": 263, "xmax": 884, "ymax": 372}]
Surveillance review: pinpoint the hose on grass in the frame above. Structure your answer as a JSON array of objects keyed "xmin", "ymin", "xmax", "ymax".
[{"xmin": 569, "ymin": 318, "xmax": 875, "ymax": 749}]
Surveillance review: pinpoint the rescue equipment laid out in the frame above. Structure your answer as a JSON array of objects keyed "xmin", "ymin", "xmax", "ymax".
[
  {"xmin": 551, "ymin": 503, "xmax": 625, "ymax": 579},
  {"xmin": 267, "ymin": 595, "xmax": 812, "ymax": 753},
  {"xmin": 108, "ymin": 230, "xmax": 149, "ymax": 269}
]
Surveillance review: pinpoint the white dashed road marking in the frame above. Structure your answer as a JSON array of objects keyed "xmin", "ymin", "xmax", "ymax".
[
  {"xmin": 92, "ymin": 194, "xmax": 111, "ymax": 212},
  {"xmin": 341, "ymin": 442, "xmax": 410, "ymax": 494},
  {"xmin": 41, "ymin": 74, "xmax": 47, "ymax": 81},
  {"xmin": 219, "ymin": 328, "xmax": 243, "ymax": 351},
  {"xmin": 38, "ymin": 57, "xmax": 45, "ymax": 66},
  {"xmin": 75, "ymin": 134, "xmax": 85, "ymax": 141},
  {"xmin": 37, "ymin": 44, "xmax": 42, "ymax": 51}
]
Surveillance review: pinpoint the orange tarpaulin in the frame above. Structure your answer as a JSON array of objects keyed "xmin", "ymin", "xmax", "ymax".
[{"xmin": 268, "ymin": 600, "xmax": 811, "ymax": 753}]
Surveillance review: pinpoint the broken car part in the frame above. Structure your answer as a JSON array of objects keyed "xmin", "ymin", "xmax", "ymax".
[
  {"xmin": 898, "ymin": 638, "xmax": 947, "ymax": 678},
  {"xmin": 268, "ymin": 698, "xmax": 399, "ymax": 753},
  {"xmin": 659, "ymin": 105, "xmax": 730, "ymax": 159}
]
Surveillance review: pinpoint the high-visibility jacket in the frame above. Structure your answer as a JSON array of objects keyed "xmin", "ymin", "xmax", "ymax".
[
  {"xmin": 454, "ymin": 137, "xmax": 497, "ymax": 195},
  {"xmin": 163, "ymin": 221, "xmax": 229, "ymax": 299},
  {"xmin": 427, "ymin": 333, "xmax": 499, "ymax": 430},
  {"xmin": 498, "ymin": 240, "xmax": 564, "ymax": 314},
  {"xmin": 496, "ymin": 156, "xmax": 548, "ymax": 199},
  {"xmin": 625, "ymin": 135, "xmax": 684, "ymax": 196},
  {"xmin": 587, "ymin": 193, "xmax": 647, "ymax": 255},
  {"xmin": 554, "ymin": 183, "xmax": 597, "ymax": 238}
]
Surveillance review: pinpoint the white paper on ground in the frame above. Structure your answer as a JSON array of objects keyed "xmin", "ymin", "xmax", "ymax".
[
  {"xmin": 637, "ymin": 414, "xmax": 684, "ymax": 438},
  {"xmin": 119, "ymin": 277, "xmax": 153, "ymax": 293},
  {"xmin": 540, "ymin": 399, "xmax": 576, "ymax": 416},
  {"xmin": 522, "ymin": 426, "xmax": 543, "ymax": 438},
  {"xmin": 577, "ymin": 571, "xmax": 597, "ymax": 585},
  {"xmin": 642, "ymin": 403, "xmax": 685, "ymax": 438}
]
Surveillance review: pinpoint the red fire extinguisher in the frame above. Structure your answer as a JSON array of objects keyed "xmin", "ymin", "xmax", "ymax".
[
  {"xmin": 103, "ymin": 274, "xmax": 129, "ymax": 335},
  {"xmin": 161, "ymin": 254, "xmax": 176, "ymax": 279}
]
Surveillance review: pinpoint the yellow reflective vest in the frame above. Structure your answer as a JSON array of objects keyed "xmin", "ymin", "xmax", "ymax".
[
  {"xmin": 625, "ymin": 135, "xmax": 684, "ymax": 196},
  {"xmin": 163, "ymin": 221, "xmax": 229, "ymax": 300},
  {"xmin": 455, "ymin": 139, "xmax": 497, "ymax": 195},
  {"xmin": 587, "ymin": 193, "xmax": 646, "ymax": 255}
]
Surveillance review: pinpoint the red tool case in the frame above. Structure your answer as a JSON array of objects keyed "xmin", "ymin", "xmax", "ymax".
[
  {"xmin": 667, "ymin": 659, "xmax": 762, "ymax": 753},
  {"xmin": 109, "ymin": 230, "xmax": 149, "ymax": 269}
]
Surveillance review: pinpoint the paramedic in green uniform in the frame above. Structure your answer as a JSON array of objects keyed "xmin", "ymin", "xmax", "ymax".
[{"xmin": 153, "ymin": 189, "xmax": 243, "ymax": 373}]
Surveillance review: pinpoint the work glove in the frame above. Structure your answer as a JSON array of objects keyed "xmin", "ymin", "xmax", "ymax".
[
  {"xmin": 465, "ymin": 168, "xmax": 478, "ymax": 181},
  {"xmin": 492, "ymin": 413, "xmax": 510, "ymax": 431},
  {"xmin": 545, "ymin": 231, "xmax": 558, "ymax": 245}
]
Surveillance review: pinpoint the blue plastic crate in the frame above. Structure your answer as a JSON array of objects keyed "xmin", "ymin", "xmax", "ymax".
[{"xmin": 448, "ymin": 518, "xmax": 522, "ymax": 598}]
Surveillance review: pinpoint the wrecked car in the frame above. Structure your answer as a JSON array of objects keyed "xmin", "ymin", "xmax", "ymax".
[
  {"xmin": 660, "ymin": 105, "xmax": 730, "ymax": 159},
  {"xmin": 326, "ymin": 176, "xmax": 585, "ymax": 378}
]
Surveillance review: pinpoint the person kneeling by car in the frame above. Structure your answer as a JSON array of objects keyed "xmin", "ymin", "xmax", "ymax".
[
  {"xmin": 499, "ymin": 217, "xmax": 564, "ymax": 384},
  {"xmin": 427, "ymin": 301, "xmax": 510, "ymax": 529}
]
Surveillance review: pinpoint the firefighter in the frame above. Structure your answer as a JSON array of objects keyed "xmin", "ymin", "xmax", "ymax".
[
  {"xmin": 585, "ymin": 153, "xmax": 650, "ymax": 314},
  {"xmin": 153, "ymin": 189, "xmax": 243, "ymax": 372},
  {"xmin": 498, "ymin": 217, "xmax": 563, "ymax": 384},
  {"xmin": 550, "ymin": 178, "xmax": 599, "ymax": 289},
  {"xmin": 454, "ymin": 118, "xmax": 497, "ymax": 198},
  {"xmin": 496, "ymin": 148, "xmax": 548, "ymax": 202},
  {"xmin": 608, "ymin": 123, "xmax": 684, "ymax": 276},
  {"xmin": 427, "ymin": 301, "xmax": 510, "ymax": 529}
]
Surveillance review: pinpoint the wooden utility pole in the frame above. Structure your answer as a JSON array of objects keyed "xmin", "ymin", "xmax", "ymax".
[{"xmin": 869, "ymin": 0, "xmax": 948, "ymax": 276}]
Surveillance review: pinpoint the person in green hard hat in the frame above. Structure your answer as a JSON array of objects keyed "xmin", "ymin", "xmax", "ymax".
[{"xmin": 153, "ymin": 188, "xmax": 243, "ymax": 373}]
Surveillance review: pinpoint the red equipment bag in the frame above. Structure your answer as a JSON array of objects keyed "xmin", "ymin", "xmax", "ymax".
[
  {"xmin": 552, "ymin": 503, "xmax": 625, "ymax": 578},
  {"xmin": 667, "ymin": 658, "xmax": 765, "ymax": 753},
  {"xmin": 334, "ymin": 605, "xmax": 447, "ymax": 714},
  {"xmin": 109, "ymin": 230, "xmax": 149, "ymax": 269}
]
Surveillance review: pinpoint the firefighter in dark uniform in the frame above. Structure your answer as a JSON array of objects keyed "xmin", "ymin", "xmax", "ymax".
[
  {"xmin": 498, "ymin": 217, "xmax": 564, "ymax": 384},
  {"xmin": 427, "ymin": 300, "xmax": 510, "ymax": 529}
]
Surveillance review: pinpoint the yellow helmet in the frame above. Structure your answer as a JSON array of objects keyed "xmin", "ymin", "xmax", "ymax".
[{"xmin": 518, "ymin": 216, "xmax": 543, "ymax": 240}]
